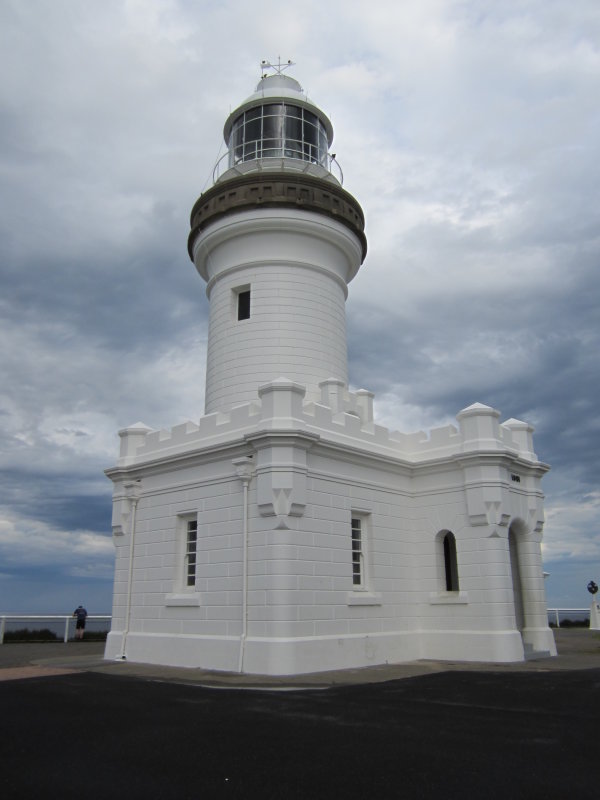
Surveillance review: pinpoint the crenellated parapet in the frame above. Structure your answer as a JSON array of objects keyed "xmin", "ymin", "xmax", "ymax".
[
  {"xmin": 114, "ymin": 403, "xmax": 262, "ymax": 467},
  {"xmin": 111, "ymin": 379, "xmax": 546, "ymax": 476}
]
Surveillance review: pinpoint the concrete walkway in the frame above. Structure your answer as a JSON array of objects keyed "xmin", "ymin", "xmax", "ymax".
[{"xmin": 1, "ymin": 627, "xmax": 598, "ymax": 686}]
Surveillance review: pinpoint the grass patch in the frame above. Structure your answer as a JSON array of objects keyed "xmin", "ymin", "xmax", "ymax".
[
  {"xmin": 549, "ymin": 618, "xmax": 589, "ymax": 628},
  {"xmin": 3, "ymin": 628, "xmax": 108, "ymax": 643},
  {"xmin": 3, "ymin": 628, "xmax": 59, "ymax": 642}
]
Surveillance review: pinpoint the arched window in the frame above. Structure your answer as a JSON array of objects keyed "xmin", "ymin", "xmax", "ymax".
[{"xmin": 441, "ymin": 531, "xmax": 459, "ymax": 592}]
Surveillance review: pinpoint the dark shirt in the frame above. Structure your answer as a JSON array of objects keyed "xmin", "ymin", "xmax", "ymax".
[{"xmin": 74, "ymin": 607, "xmax": 88, "ymax": 620}]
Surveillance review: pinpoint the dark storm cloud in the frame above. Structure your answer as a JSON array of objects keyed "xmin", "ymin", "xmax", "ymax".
[
  {"xmin": 1, "ymin": 0, "xmax": 598, "ymax": 610},
  {"xmin": 0, "ymin": 469, "xmax": 111, "ymax": 535}
]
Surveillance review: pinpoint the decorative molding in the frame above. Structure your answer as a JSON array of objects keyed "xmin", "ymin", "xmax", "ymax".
[
  {"xmin": 429, "ymin": 591, "xmax": 469, "ymax": 605},
  {"xmin": 165, "ymin": 594, "xmax": 201, "ymax": 607},
  {"xmin": 189, "ymin": 171, "xmax": 367, "ymax": 262},
  {"xmin": 347, "ymin": 592, "xmax": 382, "ymax": 606},
  {"xmin": 232, "ymin": 455, "xmax": 254, "ymax": 482}
]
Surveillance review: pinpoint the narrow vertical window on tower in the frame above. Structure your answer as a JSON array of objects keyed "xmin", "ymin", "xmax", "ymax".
[
  {"xmin": 185, "ymin": 519, "xmax": 198, "ymax": 588},
  {"xmin": 235, "ymin": 286, "xmax": 251, "ymax": 320}
]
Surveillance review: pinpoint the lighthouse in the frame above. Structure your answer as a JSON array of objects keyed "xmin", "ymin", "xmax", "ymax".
[
  {"xmin": 104, "ymin": 65, "xmax": 556, "ymax": 674},
  {"xmin": 188, "ymin": 69, "xmax": 366, "ymax": 413}
]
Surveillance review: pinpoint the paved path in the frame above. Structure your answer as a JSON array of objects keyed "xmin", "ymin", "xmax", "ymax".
[
  {"xmin": 0, "ymin": 665, "xmax": 79, "ymax": 682},
  {"xmin": 1, "ymin": 631, "xmax": 599, "ymax": 799}
]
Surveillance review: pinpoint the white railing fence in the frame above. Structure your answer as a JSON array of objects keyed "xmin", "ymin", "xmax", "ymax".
[
  {"xmin": 0, "ymin": 615, "xmax": 112, "ymax": 644},
  {"xmin": 0, "ymin": 610, "xmax": 592, "ymax": 644},
  {"xmin": 547, "ymin": 608, "xmax": 590, "ymax": 628}
]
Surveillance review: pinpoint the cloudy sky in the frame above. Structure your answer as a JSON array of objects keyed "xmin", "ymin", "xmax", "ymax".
[{"xmin": 1, "ymin": 0, "xmax": 598, "ymax": 614}]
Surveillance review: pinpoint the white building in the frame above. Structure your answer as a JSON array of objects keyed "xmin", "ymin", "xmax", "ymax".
[{"xmin": 104, "ymin": 70, "xmax": 556, "ymax": 674}]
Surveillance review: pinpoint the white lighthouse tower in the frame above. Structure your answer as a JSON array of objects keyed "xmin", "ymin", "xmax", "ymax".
[
  {"xmin": 104, "ymin": 65, "xmax": 556, "ymax": 674},
  {"xmin": 189, "ymin": 68, "xmax": 366, "ymax": 413}
]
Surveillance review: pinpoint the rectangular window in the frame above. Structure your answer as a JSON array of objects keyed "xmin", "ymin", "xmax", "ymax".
[
  {"xmin": 237, "ymin": 288, "xmax": 251, "ymax": 320},
  {"xmin": 347, "ymin": 512, "xmax": 381, "ymax": 606},
  {"xmin": 165, "ymin": 514, "xmax": 201, "ymax": 606},
  {"xmin": 351, "ymin": 516, "xmax": 365, "ymax": 588},
  {"xmin": 185, "ymin": 519, "xmax": 198, "ymax": 588}
]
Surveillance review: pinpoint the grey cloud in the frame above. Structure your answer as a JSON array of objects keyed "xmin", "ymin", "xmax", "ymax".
[{"xmin": 1, "ymin": 0, "xmax": 598, "ymax": 612}]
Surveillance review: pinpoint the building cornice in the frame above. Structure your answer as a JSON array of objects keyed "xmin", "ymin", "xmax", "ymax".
[
  {"xmin": 105, "ymin": 426, "xmax": 549, "ymax": 485},
  {"xmin": 104, "ymin": 438, "xmax": 252, "ymax": 482}
]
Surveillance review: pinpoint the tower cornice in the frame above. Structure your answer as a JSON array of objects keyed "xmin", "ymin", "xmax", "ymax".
[{"xmin": 188, "ymin": 172, "xmax": 367, "ymax": 263}]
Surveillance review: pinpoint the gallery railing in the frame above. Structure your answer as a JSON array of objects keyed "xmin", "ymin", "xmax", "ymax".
[{"xmin": 212, "ymin": 147, "xmax": 344, "ymax": 184}]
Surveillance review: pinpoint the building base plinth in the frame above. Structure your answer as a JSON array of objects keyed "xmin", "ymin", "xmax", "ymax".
[
  {"xmin": 522, "ymin": 626, "xmax": 558, "ymax": 656},
  {"xmin": 104, "ymin": 627, "xmax": 545, "ymax": 675},
  {"xmin": 104, "ymin": 631, "xmax": 240, "ymax": 671},
  {"xmin": 419, "ymin": 629, "xmax": 527, "ymax": 663}
]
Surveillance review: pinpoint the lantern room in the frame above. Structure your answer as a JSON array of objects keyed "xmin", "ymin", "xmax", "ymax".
[{"xmin": 215, "ymin": 73, "xmax": 341, "ymax": 183}]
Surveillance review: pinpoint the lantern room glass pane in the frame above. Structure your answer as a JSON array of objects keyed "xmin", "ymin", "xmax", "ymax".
[
  {"xmin": 303, "ymin": 120, "xmax": 318, "ymax": 143},
  {"xmin": 303, "ymin": 110, "xmax": 317, "ymax": 128},
  {"xmin": 319, "ymin": 130, "xmax": 328, "ymax": 158},
  {"xmin": 228, "ymin": 104, "xmax": 329, "ymax": 168},
  {"xmin": 262, "ymin": 138, "xmax": 279, "ymax": 158},
  {"xmin": 284, "ymin": 115, "xmax": 302, "ymax": 145},
  {"xmin": 243, "ymin": 140, "xmax": 257, "ymax": 161},
  {"xmin": 262, "ymin": 103, "xmax": 283, "ymax": 117},
  {"xmin": 244, "ymin": 118, "xmax": 261, "ymax": 142},
  {"xmin": 262, "ymin": 113, "xmax": 283, "ymax": 141},
  {"xmin": 285, "ymin": 140, "xmax": 303, "ymax": 158}
]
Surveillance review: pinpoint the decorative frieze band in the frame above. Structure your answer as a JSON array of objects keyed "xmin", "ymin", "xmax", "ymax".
[{"xmin": 188, "ymin": 172, "xmax": 367, "ymax": 261}]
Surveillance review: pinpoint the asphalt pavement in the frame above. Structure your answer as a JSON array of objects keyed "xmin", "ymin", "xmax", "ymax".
[{"xmin": 1, "ymin": 629, "xmax": 599, "ymax": 799}]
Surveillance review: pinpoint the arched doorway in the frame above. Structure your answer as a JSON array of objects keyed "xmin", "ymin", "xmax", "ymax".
[
  {"xmin": 506, "ymin": 517, "xmax": 557, "ymax": 657},
  {"xmin": 508, "ymin": 521, "xmax": 526, "ymax": 632}
]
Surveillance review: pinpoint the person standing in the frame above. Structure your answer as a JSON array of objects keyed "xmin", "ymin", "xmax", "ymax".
[{"xmin": 73, "ymin": 605, "xmax": 88, "ymax": 640}]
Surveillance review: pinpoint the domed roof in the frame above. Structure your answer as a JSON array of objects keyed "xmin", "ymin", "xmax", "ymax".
[{"xmin": 254, "ymin": 74, "xmax": 302, "ymax": 93}]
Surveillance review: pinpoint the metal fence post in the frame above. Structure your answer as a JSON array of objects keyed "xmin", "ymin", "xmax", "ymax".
[
  {"xmin": 0, "ymin": 616, "xmax": 5, "ymax": 644},
  {"xmin": 64, "ymin": 616, "xmax": 70, "ymax": 643}
]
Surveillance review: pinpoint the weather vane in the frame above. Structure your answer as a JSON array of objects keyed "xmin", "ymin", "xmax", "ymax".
[{"xmin": 260, "ymin": 57, "xmax": 295, "ymax": 78}]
